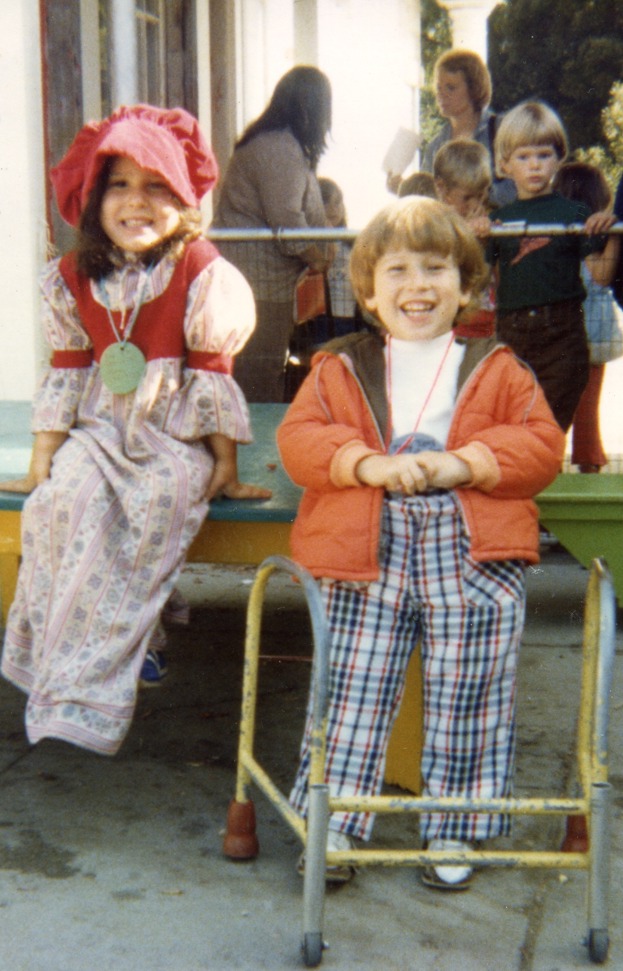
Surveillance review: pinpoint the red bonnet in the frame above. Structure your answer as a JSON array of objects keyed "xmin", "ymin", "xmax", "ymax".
[{"xmin": 50, "ymin": 104, "xmax": 219, "ymax": 227}]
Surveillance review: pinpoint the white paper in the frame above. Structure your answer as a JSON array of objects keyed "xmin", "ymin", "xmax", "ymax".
[{"xmin": 382, "ymin": 127, "xmax": 422, "ymax": 175}]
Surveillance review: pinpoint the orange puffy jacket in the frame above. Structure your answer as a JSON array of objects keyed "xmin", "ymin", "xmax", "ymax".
[{"xmin": 277, "ymin": 331, "xmax": 565, "ymax": 580}]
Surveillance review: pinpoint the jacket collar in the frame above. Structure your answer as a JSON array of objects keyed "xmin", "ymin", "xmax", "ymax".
[{"xmin": 320, "ymin": 329, "xmax": 504, "ymax": 436}]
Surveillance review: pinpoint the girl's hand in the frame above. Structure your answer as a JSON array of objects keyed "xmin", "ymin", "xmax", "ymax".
[
  {"xmin": 356, "ymin": 453, "xmax": 429, "ymax": 494},
  {"xmin": 0, "ymin": 476, "xmax": 36, "ymax": 494},
  {"xmin": 386, "ymin": 172, "xmax": 402, "ymax": 195},
  {"xmin": 584, "ymin": 210, "xmax": 616, "ymax": 235},
  {"xmin": 0, "ymin": 431, "xmax": 70, "ymax": 494}
]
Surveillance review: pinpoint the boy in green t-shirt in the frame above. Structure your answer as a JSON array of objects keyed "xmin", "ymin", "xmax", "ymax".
[{"xmin": 486, "ymin": 101, "xmax": 614, "ymax": 430}]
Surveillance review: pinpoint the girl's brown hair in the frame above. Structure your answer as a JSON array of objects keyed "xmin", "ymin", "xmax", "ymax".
[
  {"xmin": 76, "ymin": 156, "xmax": 202, "ymax": 279},
  {"xmin": 350, "ymin": 197, "xmax": 488, "ymax": 325},
  {"xmin": 552, "ymin": 161, "xmax": 612, "ymax": 215}
]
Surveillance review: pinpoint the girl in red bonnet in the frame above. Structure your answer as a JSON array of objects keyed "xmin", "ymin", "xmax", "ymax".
[{"xmin": 0, "ymin": 105, "xmax": 268, "ymax": 755}]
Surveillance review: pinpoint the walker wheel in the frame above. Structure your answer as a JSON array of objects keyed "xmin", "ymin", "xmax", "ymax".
[
  {"xmin": 301, "ymin": 932, "xmax": 324, "ymax": 967},
  {"xmin": 587, "ymin": 928, "xmax": 609, "ymax": 964}
]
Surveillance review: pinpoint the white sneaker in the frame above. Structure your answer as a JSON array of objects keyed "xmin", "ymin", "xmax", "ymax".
[
  {"xmin": 421, "ymin": 839, "xmax": 474, "ymax": 890},
  {"xmin": 326, "ymin": 830, "xmax": 353, "ymax": 853},
  {"xmin": 297, "ymin": 829, "xmax": 357, "ymax": 884}
]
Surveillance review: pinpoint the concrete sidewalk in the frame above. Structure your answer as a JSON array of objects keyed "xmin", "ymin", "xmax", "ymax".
[{"xmin": 0, "ymin": 549, "xmax": 621, "ymax": 971}]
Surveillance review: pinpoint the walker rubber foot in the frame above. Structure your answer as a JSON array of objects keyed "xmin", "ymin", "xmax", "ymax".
[
  {"xmin": 561, "ymin": 814, "xmax": 589, "ymax": 853},
  {"xmin": 223, "ymin": 798, "xmax": 260, "ymax": 859}
]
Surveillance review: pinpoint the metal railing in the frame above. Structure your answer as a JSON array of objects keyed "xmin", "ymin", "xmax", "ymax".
[{"xmin": 208, "ymin": 222, "xmax": 623, "ymax": 473}]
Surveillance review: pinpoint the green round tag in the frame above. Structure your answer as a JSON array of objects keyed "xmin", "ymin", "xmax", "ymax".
[{"xmin": 99, "ymin": 342, "xmax": 146, "ymax": 394}]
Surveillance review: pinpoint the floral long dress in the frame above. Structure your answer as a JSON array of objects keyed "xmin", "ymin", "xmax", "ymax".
[{"xmin": 2, "ymin": 245, "xmax": 254, "ymax": 755}]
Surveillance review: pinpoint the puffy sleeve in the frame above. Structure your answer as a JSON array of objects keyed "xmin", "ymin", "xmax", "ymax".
[
  {"xmin": 32, "ymin": 259, "xmax": 92, "ymax": 433},
  {"xmin": 185, "ymin": 255, "xmax": 255, "ymax": 355},
  {"xmin": 165, "ymin": 256, "xmax": 255, "ymax": 443}
]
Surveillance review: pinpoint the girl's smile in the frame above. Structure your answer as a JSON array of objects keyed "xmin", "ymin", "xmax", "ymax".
[
  {"xmin": 364, "ymin": 248, "xmax": 471, "ymax": 341},
  {"xmin": 101, "ymin": 157, "xmax": 182, "ymax": 253}
]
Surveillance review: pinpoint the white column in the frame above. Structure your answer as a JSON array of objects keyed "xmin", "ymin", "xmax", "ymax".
[
  {"xmin": 240, "ymin": 0, "xmax": 268, "ymax": 125},
  {"xmin": 312, "ymin": 0, "xmax": 422, "ymax": 227},
  {"xmin": 80, "ymin": 0, "xmax": 102, "ymax": 121},
  {"xmin": 195, "ymin": 0, "xmax": 214, "ymax": 225},
  {"xmin": 0, "ymin": 2, "xmax": 46, "ymax": 400},
  {"xmin": 110, "ymin": 0, "xmax": 139, "ymax": 107},
  {"xmin": 436, "ymin": 0, "xmax": 503, "ymax": 59},
  {"xmin": 293, "ymin": 0, "xmax": 318, "ymax": 64}
]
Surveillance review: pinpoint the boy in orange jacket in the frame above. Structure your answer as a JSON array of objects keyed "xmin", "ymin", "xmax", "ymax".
[{"xmin": 277, "ymin": 197, "xmax": 564, "ymax": 889}]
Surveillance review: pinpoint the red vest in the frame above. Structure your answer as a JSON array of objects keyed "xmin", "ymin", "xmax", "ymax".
[{"xmin": 54, "ymin": 239, "xmax": 233, "ymax": 374}]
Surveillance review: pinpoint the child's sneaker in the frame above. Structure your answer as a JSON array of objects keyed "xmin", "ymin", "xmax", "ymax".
[
  {"xmin": 421, "ymin": 838, "xmax": 474, "ymax": 890},
  {"xmin": 139, "ymin": 649, "xmax": 168, "ymax": 687},
  {"xmin": 297, "ymin": 829, "xmax": 358, "ymax": 884}
]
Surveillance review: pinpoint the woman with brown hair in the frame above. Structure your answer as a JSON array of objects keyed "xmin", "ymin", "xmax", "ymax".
[
  {"xmin": 213, "ymin": 66, "xmax": 334, "ymax": 402},
  {"xmin": 422, "ymin": 49, "xmax": 515, "ymax": 207}
]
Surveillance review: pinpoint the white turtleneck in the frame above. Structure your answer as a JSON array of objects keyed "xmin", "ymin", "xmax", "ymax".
[{"xmin": 384, "ymin": 332, "xmax": 465, "ymax": 446}]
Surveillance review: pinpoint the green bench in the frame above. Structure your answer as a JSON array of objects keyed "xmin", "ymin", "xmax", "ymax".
[
  {"xmin": 0, "ymin": 402, "xmax": 297, "ymax": 624},
  {"xmin": 1, "ymin": 402, "xmax": 622, "ymax": 625}
]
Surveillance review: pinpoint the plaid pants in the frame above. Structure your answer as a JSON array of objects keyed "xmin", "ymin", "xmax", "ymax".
[{"xmin": 290, "ymin": 491, "xmax": 526, "ymax": 842}]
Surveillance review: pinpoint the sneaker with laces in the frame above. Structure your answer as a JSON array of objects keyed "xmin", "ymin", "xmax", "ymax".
[
  {"xmin": 421, "ymin": 838, "xmax": 474, "ymax": 891},
  {"xmin": 139, "ymin": 649, "xmax": 168, "ymax": 688}
]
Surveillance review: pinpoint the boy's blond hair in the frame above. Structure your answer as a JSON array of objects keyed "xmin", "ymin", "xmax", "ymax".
[
  {"xmin": 494, "ymin": 101, "xmax": 568, "ymax": 178},
  {"xmin": 433, "ymin": 139, "xmax": 492, "ymax": 196},
  {"xmin": 350, "ymin": 197, "xmax": 488, "ymax": 326}
]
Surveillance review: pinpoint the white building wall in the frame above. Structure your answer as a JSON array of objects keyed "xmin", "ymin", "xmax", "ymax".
[
  {"xmin": 232, "ymin": 0, "xmax": 422, "ymax": 228},
  {"xmin": 313, "ymin": 0, "xmax": 421, "ymax": 228},
  {"xmin": 437, "ymin": 0, "xmax": 503, "ymax": 60},
  {"xmin": 0, "ymin": 0, "xmax": 499, "ymax": 404},
  {"xmin": 0, "ymin": 1, "xmax": 47, "ymax": 402}
]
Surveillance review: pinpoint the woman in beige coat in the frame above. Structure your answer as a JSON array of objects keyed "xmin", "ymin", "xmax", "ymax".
[{"xmin": 212, "ymin": 66, "xmax": 333, "ymax": 402}]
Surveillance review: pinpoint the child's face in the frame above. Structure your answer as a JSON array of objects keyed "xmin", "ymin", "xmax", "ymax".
[
  {"xmin": 364, "ymin": 248, "xmax": 470, "ymax": 342},
  {"xmin": 436, "ymin": 181, "xmax": 487, "ymax": 219},
  {"xmin": 324, "ymin": 191, "xmax": 345, "ymax": 227},
  {"xmin": 101, "ymin": 157, "xmax": 182, "ymax": 253},
  {"xmin": 501, "ymin": 145, "xmax": 560, "ymax": 199}
]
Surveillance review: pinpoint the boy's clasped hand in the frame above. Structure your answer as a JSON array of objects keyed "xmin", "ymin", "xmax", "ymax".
[{"xmin": 356, "ymin": 450, "xmax": 471, "ymax": 494}]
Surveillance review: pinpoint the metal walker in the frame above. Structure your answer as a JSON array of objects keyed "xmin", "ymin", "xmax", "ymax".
[{"xmin": 223, "ymin": 555, "xmax": 617, "ymax": 967}]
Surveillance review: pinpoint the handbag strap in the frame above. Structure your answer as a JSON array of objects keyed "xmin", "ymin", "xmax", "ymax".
[{"xmin": 322, "ymin": 272, "xmax": 336, "ymax": 339}]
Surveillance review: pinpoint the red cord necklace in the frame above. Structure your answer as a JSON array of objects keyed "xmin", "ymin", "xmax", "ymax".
[{"xmin": 386, "ymin": 331, "xmax": 455, "ymax": 454}]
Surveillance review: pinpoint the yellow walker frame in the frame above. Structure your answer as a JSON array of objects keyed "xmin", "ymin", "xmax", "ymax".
[{"xmin": 223, "ymin": 555, "xmax": 616, "ymax": 967}]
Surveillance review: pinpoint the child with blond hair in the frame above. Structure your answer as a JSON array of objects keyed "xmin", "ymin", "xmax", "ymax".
[
  {"xmin": 434, "ymin": 139, "xmax": 496, "ymax": 335},
  {"xmin": 433, "ymin": 138, "xmax": 492, "ymax": 221},
  {"xmin": 488, "ymin": 101, "xmax": 614, "ymax": 430}
]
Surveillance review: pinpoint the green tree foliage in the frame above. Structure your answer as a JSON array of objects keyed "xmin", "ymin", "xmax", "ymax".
[
  {"xmin": 420, "ymin": 0, "xmax": 452, "ymax": 146},
  {"xmin": 488, "ymin": 0, "xmax": 623, "ymax": 154},
  {"xmin": 576, "ymin": 82, "xmax": 623, "ymax": 190}
]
